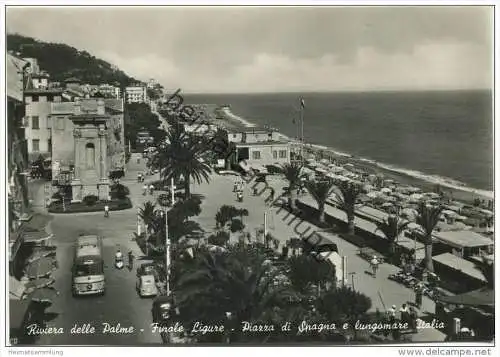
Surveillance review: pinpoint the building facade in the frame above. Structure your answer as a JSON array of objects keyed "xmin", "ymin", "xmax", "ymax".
[
  {"xmin": 98, "ymin": 84, "xmax": 121, "ymax": 98},
  {"xmin": 125, "ymin": 85, "xmax": 147, "ymax": 104},
  {"xmin": 228, "ymin": 128, "xmax": 290, "ymax": 168},
  {"xmin": 23, "ymin": 88, "xmax": 63, "ymax": 162},
  {"xmin": 49, "ymin": 98, "xmax": 125, "ymax": 186}
]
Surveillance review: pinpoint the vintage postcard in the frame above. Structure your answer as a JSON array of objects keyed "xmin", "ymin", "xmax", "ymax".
[{"xmin": 2, "ymin": 1, "xmax": 496, "ymax": 354}]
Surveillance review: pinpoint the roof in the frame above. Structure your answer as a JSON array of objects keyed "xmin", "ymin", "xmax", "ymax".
[
  {"xmin": 438, "ymin": 287, "xmax": 494, "ymax": 307},
  {"xmin": 65, "ymin": 77, "xmax": 81, "ymax": 83},
  {"xmin": 74, "ymin": 255, "xmax": 103, "ymax": 264},
  {"xmin": 77, "ymin": 235, "xmax": 99, "ymax": 246},
  {"xmin": 432, "ymin": 253, "xmax": 487, "ymax": 282},
  {"xmin": 104, "ymin": 99, "xmax": 124, "ymax": 112},
  {"xmin": 7, "ymin": 53, "xmax": 26, "ymax": 102},
  {"xmin": 24, "ymin": 88, "xmax": 63, "ymax": 95},
  {"xmin": 235, "ymin": 141, "xmax": 289, "ymax": 147},
  {"xmin": 140, "ymin": 275, "xmax": 156, "ymax": 284},
  {"xmin": 434, "ymin": 230, "xmax": 492, "ymax": 248}
]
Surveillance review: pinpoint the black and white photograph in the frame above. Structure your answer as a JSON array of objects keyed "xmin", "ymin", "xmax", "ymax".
[{"xmin": 2, "ymin": 1, "xmax": 496, "ymax": 353}]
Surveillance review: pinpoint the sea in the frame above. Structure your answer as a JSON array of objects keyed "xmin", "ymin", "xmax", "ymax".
[{"xmin": 184, "ymin": 90, "xmax": 493, "ymax": 193}]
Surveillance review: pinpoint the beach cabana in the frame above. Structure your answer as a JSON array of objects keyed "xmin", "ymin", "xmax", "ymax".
[
  {"xmin": 432, "ymin": 253, "xmax": 487, "ymax": 283},
  {"xmin": 366, "ymin": 191, "xmax": 380, "ymax": 199},
  {"xmin": 380, "ymin": 187, "xmax": 392, "ymax": 194},
  {"xmin": 315, "ymin": 167, "xmax": 327, "ymax": 175},
  {"xmin": 409, "ymin": 193, "xmax": 424, "ymax": 202}
]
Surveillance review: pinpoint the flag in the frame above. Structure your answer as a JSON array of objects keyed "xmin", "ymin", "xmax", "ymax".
[{"xmin": 300, "ymin": 98, "xmax": 305, "ymax": 108}]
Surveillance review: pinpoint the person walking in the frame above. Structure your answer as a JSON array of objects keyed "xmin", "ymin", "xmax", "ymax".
[
  {"xmin": 149, "ymin": 183, "xmax": 155, "ymax": 195},
  {"xmin": 104, "ymin": 203, "xmax": 110, "ymax": 218},
  {"xmin": 370, "ymin": 255, "xmax": 380, "ymax": 277},
  {"xmin": 415, "ymin": 283, "xmax": 424, "ymax": 309},
  {"xmin": 128, "ymin": 250, "xmax": 134, "ymax": 271},
  {"xmin": 143, "ymin": 183, "xmax": 148, "ymax": 195},
  {"xmin": 399, "ymin": 303, "xmax": 409, "ymax": 327}
]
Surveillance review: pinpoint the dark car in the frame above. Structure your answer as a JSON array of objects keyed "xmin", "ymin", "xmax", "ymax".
[{"xmin": 136, "ymin": 263, "xmax": 159, "ymax": 282}]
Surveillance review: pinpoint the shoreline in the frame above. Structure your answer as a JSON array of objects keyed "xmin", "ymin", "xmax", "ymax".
[{"xmin": 217, "ymin": 107, "xmax": 493, "ymax": 203}]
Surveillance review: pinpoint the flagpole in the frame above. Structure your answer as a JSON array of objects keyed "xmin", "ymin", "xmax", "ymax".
[{"xmin": 300, "ymin": 99, "xmax": 304, "ymax": 164}]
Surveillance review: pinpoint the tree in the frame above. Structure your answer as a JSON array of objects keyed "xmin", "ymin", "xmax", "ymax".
[
  {"xmin": 304, "ymin": 180, "xmax": 336, "ymax": 223},
  {"xmin": 332, "ymin": 181, "xmax": 362, "ymax": 234},
  {"xmin": 475, "ymin": 258, "xmax": 494, "ymax": 289},
  {"xmin": 110, "ymin": 183, "xmax": 129, "ymax": 199},
  {"xmin": 288, "ymin": 255, "xmax": 336, "ymax": 296},
  {"xmin": 174, "ymin": 248, "xmax": 295, "ymax": 343},
  {"xmin": 153, "ymin": 125, "xmax": 212, "ymax": 198},
  {"xmin": 139, "ymin": 201, "xmax": 157, "ymax": 234},
  {"xmin": 416, "ymin": 202, "xmax": 444, "ymax": 273},
  {"xmin": 215, "ymin": 205, "xmax": 241, "ymax": 229},
  {"xmin": 281, "ymin": 163, "xmax": 304, "ymax": 211},
  {"xmin": 230, "ymin": 219, "xmax": 245, "ymax": 233},
  {"xmin": 316, "ymin": 286, "xmax": 372, "ymax": 329},
  {"xmin": 376, "ymin": 214, "xmax": 411, "ymax": 258},
  {"xmin": 207, "ymin": 231, "xmax": 230, "ymax": 247}
]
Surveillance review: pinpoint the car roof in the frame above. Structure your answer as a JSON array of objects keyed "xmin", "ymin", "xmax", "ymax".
[{"xmin": 140, "ymin": 275, "xmax": 155, "ymax": 283}]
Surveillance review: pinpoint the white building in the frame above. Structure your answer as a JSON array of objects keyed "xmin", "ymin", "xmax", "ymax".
[
  {"xmin": 147, "ymin": 78, "xmax": 159, "ymax": 89},
  {"xmin": 125, "ymin": 85, "xmax": 147, "ymax": 104},
  {"xmin": 98, "ymin": 84, "xmax": 121, "ymax": 99}
]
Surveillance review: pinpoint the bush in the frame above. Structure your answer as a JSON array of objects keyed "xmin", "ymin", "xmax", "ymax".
[
  {"xmin": 51, "ymin": 192, "xmax": 63, "ymax": 202},
  {"xmin": 157, "ymin": 194, "xmax": 169, "ymax": 207},
  {"xmin": 83, "ymin": 195, "xmax": 99, "ymax": 206},
  {"xmin": 207, "ymin": 231, "xmax": 230, "ymax": 246},
  {"xmin": 110, "ymin": 183, "xmax": 130, "ymax": 199},
  {"xmin": 48, "ymin": 197, "xmax": 132, "ymax": 213}
]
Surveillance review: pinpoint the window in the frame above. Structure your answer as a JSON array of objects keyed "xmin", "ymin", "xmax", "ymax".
[
  {"xmin": 279, "ymin": 150, "xmax": 287, "ymax": 158},
  {"xmin": 85, "ymin": 143, "xmax": 95, "ymax": 168},
  {"xmin": 32, "ymin": 116, "xmax": 40, "ymax": 129},
  {"xmin": 252, "ymin": 151, "xmax": 261, "ymax": 160},
  {"xmin": 273, "ymin": 151, "xmax": 278, "ymax": 159},
  {"xmin": 47, "ymin": 117, "xmax": 52, "ymax": 129},
  {"xmin": 32, "ymin": 95, "xmax": 39, "ymax": 102},
  {"xmin": 32, "ymin": 139, "xmax": 40, "ymax": 152}
]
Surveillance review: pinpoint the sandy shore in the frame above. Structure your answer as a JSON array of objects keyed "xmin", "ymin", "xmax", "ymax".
[{"xmin": 216, "ymin": 107, "xmax": 493, "ymax": 205}]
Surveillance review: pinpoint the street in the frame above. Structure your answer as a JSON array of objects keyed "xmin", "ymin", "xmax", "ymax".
[{"xmin": 34, "ymin": 154, "xmax": 163, "ymax": 345}]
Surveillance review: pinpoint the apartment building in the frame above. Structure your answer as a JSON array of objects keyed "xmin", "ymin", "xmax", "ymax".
[
  {"xmin": 125, "ymin": 85, "xmax": 147, "ymax": 104},
  {"xmin": 98, "ymin": 84, "xmax": 121, "ymax": 98},
  {"xmin": 23, "ymin": 86, "xmax": 63, "ymax": 162}
]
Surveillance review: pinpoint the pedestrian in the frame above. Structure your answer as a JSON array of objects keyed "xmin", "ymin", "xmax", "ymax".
[
  {"xmin": 149, "ymin": 183, "xmax": 154, "ymax": 195},
  {"xmin": 143, "ymin": 183, "xmax": 148, "ymax": 195},
  {"xmin": 270, "ymin": 187, "xmax": 275, "ymax": 203},
  {"xmin": 415, "ymin": 283, "xmax": 423, "ymax": 309},
  {"xmin": 128, "ymin": 250, "xmax": 134, "ymax": 271},
  {"xmin": 399, "ymin": 303, "xmax": 409, "ymax": 326},
  {"xmin": 370, "ymin": 255, "xmax": 379, "ymax": 277},
  {"xmin": 104, "ymin": 203, "xmax": 109, "ymax": 218},
  {"xmin": 387, "ymin": 305, "xmax": 397, "ymax": 323},
  {"xmin": 137, "ymin": 172, "xmax": 142, "ymax": 183},
  {"xmin": 409, "ymin": 306, "xmax": 418, "ymax": 333}
]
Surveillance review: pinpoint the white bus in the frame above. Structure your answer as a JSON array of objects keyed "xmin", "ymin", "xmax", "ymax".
[{"xmin": 72, "ymin": 235, "xmax": 105, "ymax": 296}]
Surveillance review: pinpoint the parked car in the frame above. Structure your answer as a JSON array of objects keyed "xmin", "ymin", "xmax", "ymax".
[
  {"xmin": 136, "ymin": 275, "xmax": 158, "ymax": 297},
  {"xmin": 137, "ymin": 263, "xmax": 159, "ymax": 282}
]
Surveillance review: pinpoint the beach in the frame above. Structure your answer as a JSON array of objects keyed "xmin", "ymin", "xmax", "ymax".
[{"xmin": 215, "ymin": 107, "xmax": 493, "ymax": 204}]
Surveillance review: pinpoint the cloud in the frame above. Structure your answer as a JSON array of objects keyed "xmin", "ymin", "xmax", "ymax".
[{"xmin": 6, "ymin": 6, "xmax": 492, "ymax": 92}]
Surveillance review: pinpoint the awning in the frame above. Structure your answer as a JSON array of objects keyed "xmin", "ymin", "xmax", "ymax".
[
  {"xmin": 27, "ymin": 247, "xmax": 57, "ymax": 264},
  {"xmin": 25, "ymin": 257, "xmax": 57, "ymax": 279},
  {"xmin": 29, "ymin": 287, "xmax": 59, "ymax": 305},
  {"xmin": 433, "ymin": 253, "xmax": 487, "ymax": 282},
  {"xmin": 9, "ymin": 277, "xmax": 26, "ymax": 299},
  {"xmin": 438, "ymin": 287, "xmax": 493, "ymax": 307},
  {"xmin": 23, "ymin": 230, "xmax": 53, "ymax": 244},
  {"xmin": 9, "ymin": 299, "xmax": 31, "ymax": 331},
  {"xmin": 25, "ymin": 278, "xmax": 55, "ymax": 294}
]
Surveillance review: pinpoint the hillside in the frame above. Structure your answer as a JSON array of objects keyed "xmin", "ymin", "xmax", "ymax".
[{"xmin": 7, "ymin": 33, "xmax": 140, "ymax": 87}]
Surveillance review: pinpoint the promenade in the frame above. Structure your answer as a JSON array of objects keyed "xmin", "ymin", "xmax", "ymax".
[{"xmin": 190, "ymin": 172, "xmax": 446, "ymax": 342}]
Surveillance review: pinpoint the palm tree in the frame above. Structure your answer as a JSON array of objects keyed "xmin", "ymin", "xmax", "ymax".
[
  {"xmin": 376, "ymin": 215, "xmax": 411, "ymax": 258},
  {"xmin": 281, "ymin": 163, "xmax": 304, "ymax": 211},
  {"xmin": 416, "ymin": 202, "xmax": 444, "ymax": 273},
  {"xmin": 174, "ymin": 249, "xmax": 294, "ymax": 342},
  {"xmin": 304, "ymin": 180, "xmax": 336, "ymax": 223},
  {"xmin": 288, "ymin": 254, "xmax": 336, "ymax": 296},
  {"xmin": 139, "ymin": 201, "xmax": 157, "ymax": 233},
  {"xmin": 332, "ymin": 181, "xmax": 362, "ymax": 234},
  {"xmin": 154, "ymin": 125, "xmax": 212, "ymax": 199}
]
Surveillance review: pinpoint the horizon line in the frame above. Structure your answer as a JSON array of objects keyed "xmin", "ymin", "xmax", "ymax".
[{"xmin": 177, "ymin": 88, "xmax": 492, "ymax": 95}]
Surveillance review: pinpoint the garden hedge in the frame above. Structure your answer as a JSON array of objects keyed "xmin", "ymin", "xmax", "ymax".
[{"xmin": 48, "ymin": 197, "xmax": 132, "ymax": 213}]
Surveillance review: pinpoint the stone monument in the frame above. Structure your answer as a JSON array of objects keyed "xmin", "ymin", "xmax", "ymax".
[{"xmin": 70, "ymin": 99, "xmax": 110, "ymax": 202}]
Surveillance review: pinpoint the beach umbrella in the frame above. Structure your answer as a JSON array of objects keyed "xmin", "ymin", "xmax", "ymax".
[
  {"xmin": 25, "ymin": 257, "xmax": 57, "ymax": 279},
  {"xmin": 366, "ymin": 191, "xmax": 380, "ymax": 199},
  {"xmin": 407, "ymin": 222, "xmax": 422, "ymax": 231},
  {"xmin": 25, "ymin": 278, "xmax": 55, "ymax": 294},
  {"xmin": 381, "ymin": 187, "xmax": 392, "ymax": 194},
  {"xmin": 381, "ymin": 202, "xmax": 394, "ymax": 208},
  {"xmin": 409, "ymin": 193, "xmax": 424, "ymax": 202}
]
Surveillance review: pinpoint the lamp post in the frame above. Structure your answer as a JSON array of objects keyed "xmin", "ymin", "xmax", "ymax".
[
  {"xmin": 348, "ymin": 272, "xmax": 356, "ymax": 291},
  {"xmin": 165, "ymin": 206, "xmax": 170, "ymax": 297},
  {"xmin": 137, "ymin": 208, "xmax": 141, "ymax": 236}
]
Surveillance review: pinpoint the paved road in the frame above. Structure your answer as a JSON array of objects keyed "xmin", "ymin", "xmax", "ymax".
[
  {"xmin": 190, "ymin": 173, "xmax": 446, "ymax": 342},
  {"xmin": 33, "ymin": 154, "xmax": 163, "ymax": 345}
]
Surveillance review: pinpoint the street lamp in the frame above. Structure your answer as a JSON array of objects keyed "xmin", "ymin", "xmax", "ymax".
[
  {"xmin": 348, "ymin": 272, "xmax": 356, "ymax": 291},
  {"xmin": 137, "ymin": 208, "xmax": 141, "ymax": 236},
  {"xmin": 164, "ymin": 206, "xmax": 171, "ymax": 297}
]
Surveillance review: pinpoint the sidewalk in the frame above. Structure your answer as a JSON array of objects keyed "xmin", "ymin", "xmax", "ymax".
[{"xmin": 190, "ymin": 173, "xmax": 446, "ymax": 342}]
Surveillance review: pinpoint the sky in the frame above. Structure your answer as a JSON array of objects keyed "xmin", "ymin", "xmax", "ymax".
[{"xmin": 6, "ymin": 6, "xmax": 493, "ymax": 93}]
